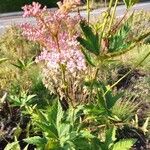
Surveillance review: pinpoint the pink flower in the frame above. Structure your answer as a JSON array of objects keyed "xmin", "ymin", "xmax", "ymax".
[
  {"xmin": 22, "ymin": 2, "xmax": 46, "ymax": 17},
  {"xmin": 36, "ymin": 33, "xmax": 86, "ymax": 73},
  {"xmin": 21, "ymin": 2, "xmax": 86, "ymax": 73}
]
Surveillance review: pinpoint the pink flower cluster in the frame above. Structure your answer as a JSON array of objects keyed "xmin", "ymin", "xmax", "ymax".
[
  {"xmin": 22, "ymin": 2, "xmax": 46, "ymax": 17},
  {"xmin": 21, "ymin": 2, "xmax": 86, "ymax": 73},
  {"xmin": 35, "ymin": 33, "xmax": 86, "ymax": 73}
]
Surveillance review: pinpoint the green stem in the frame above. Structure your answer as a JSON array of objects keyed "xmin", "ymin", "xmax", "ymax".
[
  {"xmin": 87, "ymin": 0, "xmax": 90, "ymax": 23},
  {"xmin": 100, "ymin": 11, "xmax": 110, "ymax": 45},
  {"xmin": 108, "ymin": 0, "xmax": 113, "ymax": 8},
  {"xmin": 104, "ymin": 50, "xmax": 150, "ymax": 96},
  {"xmin": 100, "ymin": 0, "xmax": 116, "ymax": 41},
  {"xmin": 108, "ymin": 0, "xmax": 119, "ymax": 32},
  {"xmin": 60, "ymin": 64, "xmax": 75, "ymax": 108}
]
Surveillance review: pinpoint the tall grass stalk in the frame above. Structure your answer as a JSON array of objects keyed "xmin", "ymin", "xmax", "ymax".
[
  {"xmin": 108, "ymin": 0, "xmax": 113, "ymax": 8},
  {"xmin": 87, "ymin": 0, "xmax": 90, "ymax": 23},
  {"xmin": 108, "ymin": 0, "xmax": 119, "ymax": 32}
]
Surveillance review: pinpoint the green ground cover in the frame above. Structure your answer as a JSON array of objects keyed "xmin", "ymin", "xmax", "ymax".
[{"xmin": 0, "ymin": 0, "xmax": 150, "ymax": 149}]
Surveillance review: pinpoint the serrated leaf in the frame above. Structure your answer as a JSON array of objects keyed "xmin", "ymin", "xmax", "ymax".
[
  {"xmin": 77, "ymin": 36, "xmax": 99, "ymax": 55},
  {"xmin": 105, "ymin": 88, "xmax": 123, "ymax": 109},
  {"xmin": 58, "ymin": 123, "xmax": 71, "ymax": 139},
  {"xmin": 47, "ymin": 100, "xmax": 58, "ymax": 124},
  {"xmin": 23, "ymin": 136, "xmax": 47, "ymax": 147},
  {"xmin": 81, "ymin": 47, "xmax": 96, "ymax": 66},
  {"xmin": 109, "ymin": 14, "xmax": 133, "ymax": 53},
  {"xmin": 56, "ymin": 100, "xmax": 64, "ymax": 128},
  {"xmin": 78, "ymin": 20, "xmax": 100, "ymax": 55},
  {"xmin": 36, "ymin": 109, "xmax": 47, "ymax": 122},
  {"xmin": 112, "ymin": 139, "xmax": 136, "ymax": 150},
  {"xmin": 37, "ymin": 122, "xmax": 58, "ymax": 139}
]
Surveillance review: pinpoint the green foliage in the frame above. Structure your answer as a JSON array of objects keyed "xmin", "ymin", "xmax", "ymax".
[
  {"xmin": 1, "ymin": 1, "xmax": 150, "ymax": 149},
  {"xmin": 100, "ymin": 127, "xmax": 117, "ymax": 149},
  {"xmin": 112, "ymin": 139, "xmax": 136, "ymax": 150},
  {"xmin": 24, "ymin": 136, "xmax": 47, "ymax": 148},
  {"xmin": 23, "ymin": 100, "xmax": 136, "ymax": 150},
  {"xmin": 77, "ymin": 20, "xmax": 100, "ymax": 56},
  {"xmin": 24, "ymin": 100, "xmax": 97, "ymax": 149},
  {"xmin": 77, "ymin": 13, "xmax": 134, "ymax": 66},
  {"xmin": 85, "ymin": 81, "xmax": 123, "ymax": 123},
  {"xmin": 112, "ymin": 98, "xmax": 139, "ymax": 122},
  {"xmin": 9, "ymin": 92, "xmax": 36, "ymax": 108},
  {"xmin": 12, "ymin": 58, "xmax": 35, "ymax": 71},
  {"xmin": 0, "ymin": 26, "xmax": 39, "ymax": 91},
  {"xmin": 100, "ymin": 127, "xmax": 135, "ymax": 150},
  {"xmin": 109, "ymin": 17, "xmax": 132, "ymax": 52},
  {"xmin": 4, "ymin": 141, "xmax": 20, "ymax": 150},
  {"xmin": 123, "ymin": 0, "xmax": 139, "ymax": 9},
  {"xmin": 4, "ymin": 140, "xmax": 29, "ymax": 150},
  {"xmin": 78, "ymin": 7, "xmax": 150, "ymax": 69}
]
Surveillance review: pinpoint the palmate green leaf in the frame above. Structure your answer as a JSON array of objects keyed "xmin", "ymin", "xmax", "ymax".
[
  {"xmin": 77, "ymin": 20, "xmax": 100, "ymax": 55},
  {"xmin": 105, "ymin": 31, "xmax": 150, "ymax": 59},
  {"xmin": 84, "ymin": 81, "xmax": 115, "ymax": 115},
  {"xmin": 24, "ymin": 136, "xmax": 47, "ymax": 148},
  {"xmin": 46, "ymin": 100, "xmax": 64, "ymax": 138},
  {"xmin": 84, "ymin": 80, "xmax": 108, "ymax": 114},
  {"xmin": 108, "ymin": 13, "xmax": 134, "ymax": 56},
  {"xmin": 109, "ymin": 22, "xmax": 131, "ymax": 53},
  {"xmin": 36, "ymin": 121, "xmax": 58, "ymax": 139},
  {"xmin": 9, "ymin": 93, "xmax": 36, "ymax": 108},
  {"xmin": 123, "ymin": 0, "xmax": 139, "ymax": 9},
  {"xmin": 85, "ymin": 104, "xmax": 106, "ymax": 117},
  {"xmin": 104, "ymin": 87, "xmax": 123, "ymax": 109},
  {"xmin": 112, "ymin": 139, "xmax": 136, "ymax": 150}
]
